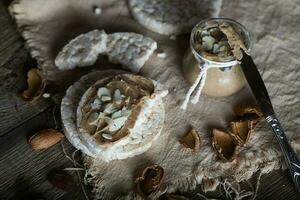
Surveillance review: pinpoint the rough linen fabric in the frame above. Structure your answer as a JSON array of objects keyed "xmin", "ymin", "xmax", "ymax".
[{"xmin": 9, "ymin": 0, "xmax": 300, "ymax": 199}]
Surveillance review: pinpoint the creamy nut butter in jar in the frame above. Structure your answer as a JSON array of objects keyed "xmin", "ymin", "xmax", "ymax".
[{"xmin": 182, "ymin": 18, "xmax": 251, "ymax": 98}]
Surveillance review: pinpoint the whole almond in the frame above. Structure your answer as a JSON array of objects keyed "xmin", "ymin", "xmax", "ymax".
[{"xmin": 29, "ymin": 129, "xmax": 64, "ymax": 150}]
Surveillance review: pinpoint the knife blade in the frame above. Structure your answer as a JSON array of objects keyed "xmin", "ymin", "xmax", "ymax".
[
  {"xmin": 239, "ymin": 48, "xmax": 300, "ymax": 192},
  {"xmin": 238, "ymin": 49, "xmax": 274, "ymax": 117}
]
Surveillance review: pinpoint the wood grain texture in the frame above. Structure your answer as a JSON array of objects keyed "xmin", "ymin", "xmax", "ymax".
[
  {"xmin": 0, "ymin": 48, "xmax": 54, "ymax": 136},
  {"xmin": 0, "ymin": 2, "xmax": 53, "ymax": 137},
  {"xmin": 0, "ymin": 108, "xmax": 86, "ymax": 200},
  {"xmin": 255, "ymin": 171, "xmax": 300, "ymax": 200},
  {"xmin": 0, "ymin": 0, "xmax": 22, "ymax": 67}
]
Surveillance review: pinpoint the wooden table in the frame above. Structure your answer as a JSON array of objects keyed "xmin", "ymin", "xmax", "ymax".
[{"xmin": 0, "ymin": 1, "xmax": 299, "ymax": 199}]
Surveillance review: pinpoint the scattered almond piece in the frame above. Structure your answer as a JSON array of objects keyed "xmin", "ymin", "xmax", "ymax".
[
  {"xmin": 231, "ymin": 104, "xmax": 263, "ymax": 145},
  {"xmin": 29, "ymin": 129, "xmax": 64, "ymax": 150},
  {"xmin": 179, "ymin": 128, "xmax": 201, "ymax": 152},
  {"xmin": 235, "ymin": 105, "xmax": 263, "ymax": 124},
  {"xmin": 135, "ymin": 165, "xmax": 164, "ymax": 197},
  {"xmin": 22, "ymin": 69, "xmax": 46, "ymax": 101},
  {"xmin": 212, "ymin": 129, "xmax": 237, "ymax": 161},
  {"xmin": 211, "ymin": 105, "xmax": 263, "ymax": 160},
  {"xmin": 229, "ymin": 120, "xmax": 251, "ymax": 146}
]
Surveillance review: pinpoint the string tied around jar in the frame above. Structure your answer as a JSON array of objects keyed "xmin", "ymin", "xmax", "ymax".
[
  {"xmin": 180, "ymin": 18, "xmax": 251, "ymax": 110},
  {"xmin": 181, "ymin": 54, "xmax": 239, "ymax": 110}
]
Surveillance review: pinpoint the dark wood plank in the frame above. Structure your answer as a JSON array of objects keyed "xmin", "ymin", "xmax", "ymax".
[
  {"xmin": 0, "ymin": 48, "xmax": 54, "ymax": 136},
  {"xmin": 0, "ymin": 1, "xmax": 54, "ymax": 136},
  {"xmin": 0, "ymin": 0, "xmax": 22, "ymax": 67},
  {"xmin": 255, "ymin": 171, "xmax": 300, "ymax": 200},
  {"xmin": 0, "ymin": 107, "xmax": 87, "ymax": 200}
]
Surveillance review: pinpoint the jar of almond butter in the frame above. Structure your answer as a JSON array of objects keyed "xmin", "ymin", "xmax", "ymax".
[{"xmin": 182, "ymin": 18, "xmax": 251, "ymax": 99}]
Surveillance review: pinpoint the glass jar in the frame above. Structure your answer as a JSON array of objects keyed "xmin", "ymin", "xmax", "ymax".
[{"xmin": 182, "ymin": 18, "xmax": 251, "ymax": 98}]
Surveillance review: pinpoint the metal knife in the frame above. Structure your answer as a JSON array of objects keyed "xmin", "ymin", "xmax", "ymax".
[{"xmin": 239, "ymin": 48, "xmax": 300, "ymax": 192}]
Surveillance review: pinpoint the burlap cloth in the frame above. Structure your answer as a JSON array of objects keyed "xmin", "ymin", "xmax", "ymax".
[{"xmin": 9, "ymin": 0, "xmax": 300, "ymax": 199}]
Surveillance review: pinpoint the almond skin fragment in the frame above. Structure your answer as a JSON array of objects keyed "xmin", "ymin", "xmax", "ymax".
[
  {"xmin": 235, "ymin": 105, "xmax": 263, "ymax": 125},
  {"xmin": 135, "ymin": 165, "xmax": 164, "ymax": 197},
  {"xmin": 229, "ymin": 120, "xmax": 250, "ymax": 145},
  {"xmin": 29, "ymin": 129, "xmax": 64, "ymax": 150},
  {"xmin": 231, "ymin": 105, "xmax": 263, "ymax": 145},
  {"xmin": 179, "ymin": 128, "xmax": 201, "ymax": 152},
  {"xmin": 212, "ymin": 129, "xmax": 237, "ymax": 161},
  {"xmin": 22, "ymin": 68, "xmax": 46, "ymax": 101}
]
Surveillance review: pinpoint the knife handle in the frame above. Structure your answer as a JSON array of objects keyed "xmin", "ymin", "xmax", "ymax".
[{"xmin": 266, "ymin": 114, "xmax": 300, "ymax": 192}]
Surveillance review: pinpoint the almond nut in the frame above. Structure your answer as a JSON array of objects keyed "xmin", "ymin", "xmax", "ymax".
[
  {"xmin": 212, "ymin": 128, "xmax": 237, "ymax": 161},
  {"xmin": 135, "ymin": 165, "xmax": 164, "ymax": 197},
  {"xmin": 179, "ymin": 128, "xmax": 201, "ymax": 152},
  {"xmin": 29, "ymin": 129, "xmax": 64, "ymax": 150},
  {"xmin": 22, "ymin": 68, "xmax": 46, "ymax": 101}
]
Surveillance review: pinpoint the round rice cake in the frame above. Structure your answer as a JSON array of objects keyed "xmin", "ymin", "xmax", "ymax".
[
  {"xmin": 55, "ymin": 30, "xmax": 108, "ymax": 70},
  {"xmin": 63, "ymin": 73, "xmax": 167, "ymax": 161},
  {"xmin": 129, "ymin": 0, "xmax": 222, "ymax": 35},
  {"xmin": 55, "ymin": 31, "xmax": 157, "ymax": 73},
  {"xmin": 76, "ymin": 74, "xmax": 166, "ymax": 161},
  {"xmin": 61, "ymin": 70, "xmax": 126, "ymax": 157},
  {"xmin": 106, "ymin": 32, "xmax": 157, "ymax": 73}
]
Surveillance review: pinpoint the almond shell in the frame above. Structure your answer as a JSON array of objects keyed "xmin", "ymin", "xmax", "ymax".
[
  {"xmin": 22, "ymin": 68, "xmax": 46, "ymax": 101},
  {"xmin": 179, "ymin": 128, "xmax": 201, "ymax": 152},
  {"xmin": 212, "ymin": 128, "xmax": 237, "ymax": 161},
  {"xmin": 135, "ymin": 164, "xmax": 164, "ymax": 197}
]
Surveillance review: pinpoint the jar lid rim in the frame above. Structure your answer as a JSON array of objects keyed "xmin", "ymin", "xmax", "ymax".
[{"xmin": 190, "ymin": 17, "xmax": 251, "ymax": 65}]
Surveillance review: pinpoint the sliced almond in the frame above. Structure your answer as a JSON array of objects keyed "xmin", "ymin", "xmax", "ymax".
[
  {"xmin": 111, "ymin": 116, "xmax": 128, "ymax": 131},
  {"xmin": 122, "ymin": 109, "xmax": 132, "ymax": 117},
  {"xmin": 102, "ymin": 133, "xmax": 112, "ymax": 140},
  {"xmin": 114, "ymin": 89, "xmax": 123, "ymax": 105},
  {"xmin": 136, "ymin": 165, "xmax": 164, "ymax": 197},
  {"xmin": 29, "ymin": 129, "xmax": 64, "ymax": 150},
  {"xmin": 97, "ymin": 87, "xmax": 110, "ymax": 99},
  {"xmin": 22, "ymin": 69, "xmax": 46, "ymax": 101},
  {"xmin": 104, "ymin": 115, "xmax": 129, "ymax": 132},
  {"xmin": 212, "ymin": 129, "xmax": 237, "ymax": 161},
  {"xmin": 94, "ymin": 124, "xmax": 109, "ymax": 135},
  {"xmin": 111, "ymin": 110, "xmax": 122, "ymax": 119},
  {"xmin": 91, "ymin": 98, "xmax": 102, "ymax": 110},
  {"xmin": 103, "ymin": 103, "xmax": 118, "ymax": 114},
  {"xmin": 179, "ymin": 128, "xmax": 201, "ymax": 152},
  {"xmin": 202, "ymin": 35, "xmax": 216, "ymax": 51},
  {"xmin": 87, "ymin": 112, "xmax": 99, "ymax": 126},
  {"xmin": 101, "ymin": 95, "xmax": 111, "ymax": 102}
]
